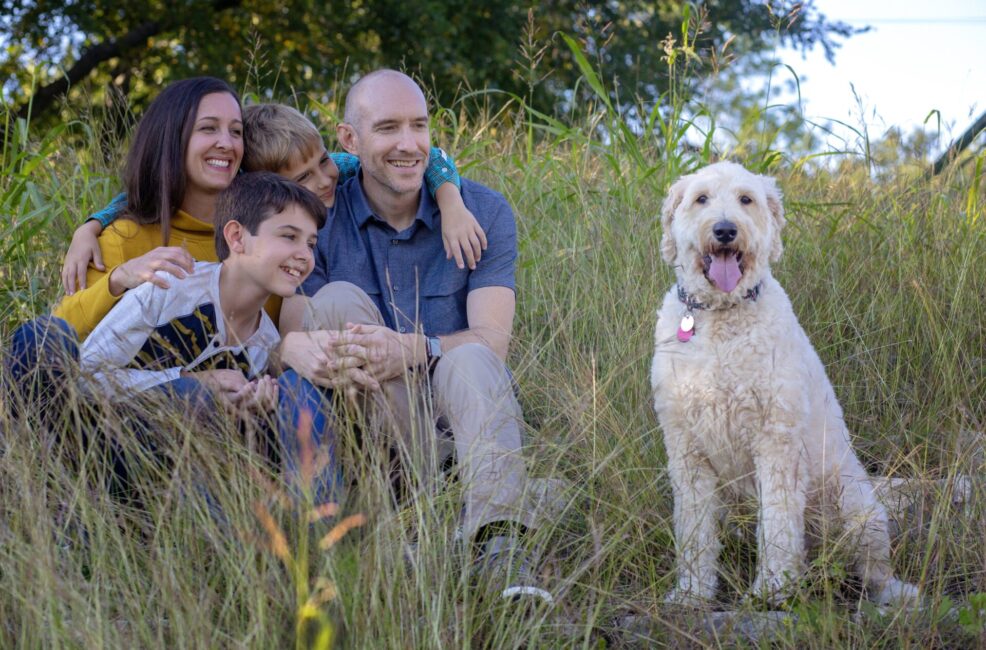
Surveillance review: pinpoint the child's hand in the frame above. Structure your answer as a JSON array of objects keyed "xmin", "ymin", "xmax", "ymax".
[
  {"xmin": 188, "ymin": 370, "xmax": 278, "ymax": 414},
  {"xmin": 440, "ymin": 200, "xmax": 487, "ymax": 270},
  {"xmin": 188, "ymin": 368, "xmax": 248, "ymax": 405},
  {"xmin": 62, "ymin": 220, "xmax": 105, "ymax": 294},
  {"xmin": 108, "ymin": 246, "xmax": 195, "ymax": 296},
  {"xmin": 230, "ymin": 375, "xmax": 279, "ymax": 414}
]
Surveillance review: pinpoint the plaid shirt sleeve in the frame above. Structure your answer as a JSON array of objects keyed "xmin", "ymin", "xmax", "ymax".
[
  {"xmin": 424, "ymin": 147, "xmax": 460, "ymax": 196},
  {"xmin": 330, "ymin": 152, "xmax": 361, "ymax": 184},
  {"xmin": 87, "ymin": 193, "xmax": 127, "ymax": 228},
  {"xmin": 331, "ymin": 148, "xmax": 461, "ymax": 199}
]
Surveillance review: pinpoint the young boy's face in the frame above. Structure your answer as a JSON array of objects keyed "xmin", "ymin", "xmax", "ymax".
[
  {"xmin": 278, "ymin": 143, "xmax": 339, "ymax": 208},
  {"xmin": 238, "ymin": 204, "xmax": 319, "ymax": 298}
]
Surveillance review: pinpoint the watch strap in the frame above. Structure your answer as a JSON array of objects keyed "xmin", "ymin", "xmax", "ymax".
[{"xmin": 425, "ymin": 335, "xmax": 442, "ymax": 369}]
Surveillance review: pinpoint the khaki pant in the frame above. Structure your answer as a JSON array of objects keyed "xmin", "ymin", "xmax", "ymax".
[{"xmin": 304, "ymin": 281, "xmax": 536, "ymax": 538}]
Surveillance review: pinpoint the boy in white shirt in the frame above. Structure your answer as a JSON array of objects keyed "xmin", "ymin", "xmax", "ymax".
[{"xmin": 81, "ymin": 171, "xmax": 324, "ymax": 415}]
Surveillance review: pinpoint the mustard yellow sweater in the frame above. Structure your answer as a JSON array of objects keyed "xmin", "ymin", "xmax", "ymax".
[{"xmin": 54, "ymin": 210, "xmax": 281, "ymax": 339}]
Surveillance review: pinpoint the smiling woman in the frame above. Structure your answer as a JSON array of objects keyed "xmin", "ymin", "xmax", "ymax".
[
  {"xmin": 52, "ymin": 77, "xmax": 248, "ymax": 340},
  {"xmin": 183, "ymin": 92, "xmax": 244, "ymax": 203}
]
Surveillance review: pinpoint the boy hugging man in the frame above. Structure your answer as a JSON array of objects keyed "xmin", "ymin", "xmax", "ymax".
[{"xmin": 80, "ymin": 172, "xmax": 324, "ymax": 414}]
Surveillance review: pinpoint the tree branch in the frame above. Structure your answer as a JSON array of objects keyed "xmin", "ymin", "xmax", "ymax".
[
  {"xmin": 16, "ymin": 20, "xmax": 162, "ymax": 121},
  {"xmin": 932, "ymin": 111, "xmax": 986, "ymax": 176},
  {"xmin": 13, "ymin": 0, "xmax": 244, "ymax": 123}
]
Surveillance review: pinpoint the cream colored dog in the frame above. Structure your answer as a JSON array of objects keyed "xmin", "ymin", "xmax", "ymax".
[{"xmin": 650, "ymin": 161, "xmax": 918, "ymax": 606}]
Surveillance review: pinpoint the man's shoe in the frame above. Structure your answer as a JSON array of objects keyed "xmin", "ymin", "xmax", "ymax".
[{"xmin": 475, "ymin": 534, "xmax": 554, "ymax": 606}]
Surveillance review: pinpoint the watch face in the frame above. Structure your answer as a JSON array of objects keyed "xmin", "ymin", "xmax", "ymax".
[{"xmin": 428, "ymin": 336, "xmax": 442, "ymax": 359}]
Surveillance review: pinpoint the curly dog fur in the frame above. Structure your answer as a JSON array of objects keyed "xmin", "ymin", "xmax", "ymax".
[{"xmin": 650, "ymin": 162, "xmax": 918, "ymax": 606}]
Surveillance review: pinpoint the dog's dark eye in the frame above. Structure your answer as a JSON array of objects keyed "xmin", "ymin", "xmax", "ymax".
[
  {"xmin": 740, "ymin": 195, "xmax": 752, "ymax": 205},
  {"xmin": 696, "ymin": 195, "xmax": 707, "ymax": 204}
]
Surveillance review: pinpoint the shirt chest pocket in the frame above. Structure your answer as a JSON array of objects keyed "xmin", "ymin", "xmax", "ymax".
[{"xmin": 420, "ymin": 267, "xmax": 469, "ymax": 334}]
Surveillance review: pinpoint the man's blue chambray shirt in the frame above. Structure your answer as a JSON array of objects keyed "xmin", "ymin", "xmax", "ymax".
[{"xmin": 301, "ymin": 176, "xmax": 517, "ymax": 336}]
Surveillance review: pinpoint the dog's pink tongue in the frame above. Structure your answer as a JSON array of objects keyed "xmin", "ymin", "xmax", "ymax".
[{"xmin": 708, "ymin": 253, "xmax": 742, "ymax": 292}]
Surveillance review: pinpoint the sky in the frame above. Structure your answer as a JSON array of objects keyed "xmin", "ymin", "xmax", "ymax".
[{"xmin": 776, "ymin": 0, "xmax": 986, "ymax": 152}]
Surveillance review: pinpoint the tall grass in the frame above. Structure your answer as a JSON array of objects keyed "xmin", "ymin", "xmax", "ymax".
[{"xmin": 2, "ymin": 25, "xmax": 984, "ymax": 649}]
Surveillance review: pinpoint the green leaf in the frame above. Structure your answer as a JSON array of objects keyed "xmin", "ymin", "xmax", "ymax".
[{"xmin": 559, "ymin": 32, "xmax": 613, "ymax": 112}]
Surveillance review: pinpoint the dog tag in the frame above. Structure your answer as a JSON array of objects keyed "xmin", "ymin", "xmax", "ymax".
[{"xmin": 677, "ymin": 312, "xmax": 695, "ymax": 342}]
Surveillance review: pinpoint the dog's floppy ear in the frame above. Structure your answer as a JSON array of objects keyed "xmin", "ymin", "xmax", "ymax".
[
  {"xmin": 660, "ymin": 175, "xmax": 689, "ymax": 264},
  {"xmin": 760, "ymin": 173, "xmax": 785, "ymax": 262}
]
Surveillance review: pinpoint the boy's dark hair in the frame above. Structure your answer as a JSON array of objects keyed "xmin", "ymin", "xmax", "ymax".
[
  {"xmin": 122, "ymin": 76, "xmax": 240, "ymax": 245},
  {"xmin": 214, "ymin": 172, "xmax": 326, "ymax": 261}
]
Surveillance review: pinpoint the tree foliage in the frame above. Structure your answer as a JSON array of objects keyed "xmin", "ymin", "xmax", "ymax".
[{"xmin": 0, "ymin": 0, "xmax": 859, "ymax": 131}]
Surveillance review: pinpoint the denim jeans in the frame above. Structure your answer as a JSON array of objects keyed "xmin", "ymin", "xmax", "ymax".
[
  {"xmin": 5, "ymin": 315, "xmax": 79, "ymax": 418},
  {"xmin": 276, "ymin": 370, "xmax": 341, "ymax": 504},
  {"xmin": 6, "ymin": 315, "xmax": 339, "ymax": 506},
  {"xmin": 5, "ymin": 314, "xmax": 214, "ymax": 426}
]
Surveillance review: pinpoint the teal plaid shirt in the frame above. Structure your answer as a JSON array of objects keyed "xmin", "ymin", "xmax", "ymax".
[{"xmin": 87, "ymin": 147, "xmax": 459, "ymax": 228}]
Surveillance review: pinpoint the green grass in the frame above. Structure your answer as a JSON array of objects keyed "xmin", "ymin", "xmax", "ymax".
[{"xmin": 2, "ymin": 47, "xmax": 985, "ymax": 648}]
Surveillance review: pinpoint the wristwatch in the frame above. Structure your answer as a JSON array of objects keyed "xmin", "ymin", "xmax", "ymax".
[{"xmin": 425, "ymin": 335, "xmax": 442, "ymax": 369}]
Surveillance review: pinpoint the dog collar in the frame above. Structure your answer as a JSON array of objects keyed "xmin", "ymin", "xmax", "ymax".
[
  {"xmin": 676, "ymin": 283, "xmax": 761, "ymax": 311},
  {"xmin": 675, "ymin": 283, "xmax": 762, "ymax": 342}
]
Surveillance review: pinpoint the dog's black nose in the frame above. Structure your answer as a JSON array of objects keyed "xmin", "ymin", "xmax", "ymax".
[{"xmin": 713, "ymin": 220, "xmax": 737, "ymax": 244}]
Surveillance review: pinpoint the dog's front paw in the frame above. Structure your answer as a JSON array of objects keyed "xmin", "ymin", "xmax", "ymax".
[
  {"xmin": 748, "ymin": 572, "xmax": 798, "ymax": 608},
  {"xmin": 663, "ymin": 587, "xmax": 714, "ymax": 607},
  {"xmin": 872, "ymin": 578, "xmax": 920, "ymax": 607},
  {"xmin": 664, "ymin": 572, "xmax": 718, "ymax": 607}
]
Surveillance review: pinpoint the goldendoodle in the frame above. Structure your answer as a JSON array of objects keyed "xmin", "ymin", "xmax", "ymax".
[{"xmin": 650, "ymin": 161, "xmax": 918, "ymax": 607}]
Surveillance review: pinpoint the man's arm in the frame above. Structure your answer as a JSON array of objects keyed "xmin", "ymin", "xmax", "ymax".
[
  {"xmin": 341, "ymin": 184, "xmax": 518, "ymax": 381},
  {"xmin": 435, "ymin": 286, "xmax": 514, "ymax": 361},
  {"xmin": 436, "ymin": 185, "xmax": 517, "ymax": 360}
]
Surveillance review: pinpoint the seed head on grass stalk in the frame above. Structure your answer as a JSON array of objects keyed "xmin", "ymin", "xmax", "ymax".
[
  {"xmin": 318, "ymin": 514, "xmax": 367, "ymax": 551},
  {"xmin": 252, "ymin": 409, "xmax": 366, "ymax": 650},
  {"xmin": 253, "ymin": 500, "xmax": 291, "ymax": 564}
]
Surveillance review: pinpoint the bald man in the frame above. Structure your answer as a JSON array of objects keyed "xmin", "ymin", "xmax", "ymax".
[{"xmin": 277, "ymin": 70, "xmax": 551, "ymax": 604}]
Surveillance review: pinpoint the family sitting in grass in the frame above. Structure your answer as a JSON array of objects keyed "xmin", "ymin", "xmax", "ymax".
[{"xmin": 6, "ymin": 70, "xmax": 552, "ymax": 604}]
